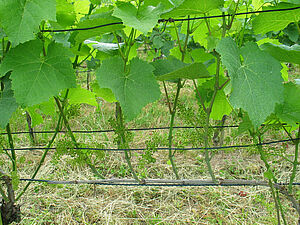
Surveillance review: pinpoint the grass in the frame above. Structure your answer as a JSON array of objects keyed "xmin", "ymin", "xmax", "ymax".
[{"xmin": 1, "ymin": 70, "xmax": 300, "ymax": 224}]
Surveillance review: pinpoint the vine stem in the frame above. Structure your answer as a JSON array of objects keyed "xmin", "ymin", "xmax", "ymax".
[
  {"xmin": 164, "ymin": 17, "xmax": 192, "ymax": 179},
  {"xmin": 113, "ymin": 26, "xmax": 140, "ymax": 182},
  {"xmin": 199, "ymin": 54, "xmax": 224, "ymax": 183},
  {"xmin": 166, "ymin": 80, "xmax": 181, "ymax": 179},
  {"xmin": 256, "ymin": 135, "xmax": 287, "ymax": 225},
  {"xmin": 115, "ymin": 103, "xmax": 140, "ymax": 182},
  {"xmin": 6, "ymin": 124, "xmax": 16, "ymax": 172},
  {"xmin": 0, "ymin": 170, "xmax": 9, "ymax": 202},
  {"xmin": 289, "ymin": 125, "xmax": 300, "ymax": 193},
  {"xmin": 54, "ymin": 95, "xmax": 104, "ymax": 179},
  {"xmin": 195, "ymin": 11, "xmax": 229, "ymax": 182},
  {"xmin": 269, "ymin": 180, "xmax": 281, "ymax": 225},
  {"xmin": 16, "ymin": 107, "xmax": 63, "ymax": 202}
]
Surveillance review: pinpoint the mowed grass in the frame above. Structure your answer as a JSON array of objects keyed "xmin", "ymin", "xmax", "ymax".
[{"xmin": 1, "ymin": 71, "xmax": 300, "ymax": 224}]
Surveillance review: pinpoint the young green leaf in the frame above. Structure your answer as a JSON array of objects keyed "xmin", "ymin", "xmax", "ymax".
[
  {"xmin": 260, "ymin": 43, "xmax": 300, "ymax": 65},
  {"xmin": 96, "ymin": 56, "xmax": 161, "ymax": 120},
  {"xmin": 151, "ymin": 57, "xmax": 211, "ymax": 81},
  {"xmin": 112, "ymin": 2, "xmax": 164, "ymax": 34},
  {"xmin": 216, "ymin": 37, "xmax": 284, "ymax": 128},
  {"xmin": 143, "ymin": 0, "xmax": 184, "ymax": 13},
  {"xmin": 74, "ymin": 0, "xmax": 91, "ymax": 20},
  {"xmin": 196, "ymin": 78, "xmax": 232, "ymax": 120},
  {"xmin": 0, "ymin": 0, "xmax": 56, "ymax": 46},
  {"xmin": 0, "ymin": 75, "xmax": 18, "ymax": 129},
  {"xmin": 91, "ymin": 82, "xmax": 117, "ymax": 103},
  {"xmin": 0, "ymin": 40, "xmax": 76, "ymax": 107},
  {"xmin": 252, "ymin": 3, "xmax": 300, "ymax": 35},
  {"xmin": 151, "ymin": 56, "xmax": 186, "ymax": 76},
  {"xmin": 162, "ymin": 0, "xmax": 224, "ymax": 18},
  {"xmin": 55, "ymin": 0, "xmax": 76, "ymax": 27},
  {"xmin": 275, "ymin": 82, "xmax": 300, "ymax": 125},
  {"xmin": 26, "ymin": 106, "xmax": 44, "ymax": 127},
  {"xmin": 68, "ymin": 87, "xmax": 98, "ymax": 106}
]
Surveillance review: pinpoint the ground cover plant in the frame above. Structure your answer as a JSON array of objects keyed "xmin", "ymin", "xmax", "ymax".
[{"xmin": 0, "ymin": 0, "xmax": 300, "ymax": 224}]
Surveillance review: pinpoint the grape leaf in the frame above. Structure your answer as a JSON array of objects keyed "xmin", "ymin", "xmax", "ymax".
[
  {"xmin": 0, "ymin": 0, "xmax": 56, "ymax": 46},
  {"xmin": 209, "ymin": 90, "xmax": 232, "ymax": 121},
  {"xmin": 197, "ymin": 78, "xmax": 232, "ymax": 120},
  {"xmin": 162, "ymin": 0, "xmax": 224, "ymax": 18},
  {"xmin": 26, "ymin": 107, "xmax": 44, "ymax": 127},
  {"xmin": 68, "ymin": 87, "xmax": 98, "ymax": 106},
  {"xmin": 112, "ymin": 2, "xmax": 164, "ymax": 34},
  {"xmin": 151, "ymin": 57, "xmax": 211, "ymax": 81},
  {"xmin": 260, "ymin": 43, "xmax": 300, "ymax": 65},
  {"xmin": 0, "ymin": 75, "xmax": 18, "ymax": 129},
  {"xmin": 74, "ymin": 0, "xmax": 90, "ymax": 20},
  {"xmin": 25, "ymin": 98, "xmax": 56, "ymax": 127},
  {"xmin": 191, "ymin": 48, "xmax": 214, "ymax": 63},
  {"xmin": 96, "ymin": 56, "xmax": 161, "ymax": 120},
  {"xmin": 252, "ymin": 3, "xmax": 300, "ymax": 35},
  {"xmin": 143, "ymin": 0, "xmax": 185, "ymax": 14},
  {"xmin": 0, "ymin": 40, "xmax": 76, "ymax": 107},
  {"xmin": 275, "ymin": 82, "xmax": 300, "ymax": 125},
  {"xmin": 56, "ymin": 0, "xmax": 76, "ymax": 27},
  {"xmin": 91, "ymin": 82, "xmax": 117, "ymax": 103},
  {"xmin": 151, "ymin": 56, "xmax": 186, "ymax": 75},
  {"xmin": 216, "ymin": 37, "xmax": 284, "ymax": 128}
]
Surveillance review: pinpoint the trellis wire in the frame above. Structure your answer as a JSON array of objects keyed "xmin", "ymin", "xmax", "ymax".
[
  {"xmin": 40, "ymin": 7, "xmax": 300, "ymax": 33},
  {"xmin": 0, "ymin": 125, "xmax": 239, "ymax": 136},
  {"xmin": 18, "ymin": 178, "xmax": 300, "ymax": 187},
  {"xmin": 2, "ymin": 138, "xmax": 299, "ymax": 152}
]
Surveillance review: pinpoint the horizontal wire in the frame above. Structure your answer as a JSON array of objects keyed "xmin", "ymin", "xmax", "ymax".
[
  {"xmin": 1, "ymin": 123, "xmax": 291, "ymax": 135},
  {"xmin": 0, "ymin": 125, "xmax": 239, "ymax": 136},
  {"xmin": 41, "ymin": 21, "xmax": 123, "ymax": 33},
  {"xmin": 18, "ymin": 178, "xmax": 300, "ymax": 187},
  {"xmin": 2, "ymin": 138, "xmax": 299, "ymax": 152},
  {"xmin": 41, "ymin": 7, "xmax": 300, "ymax": 33},
  {"xmin": 160, "ymin": 6, "xmax": 300, "ymax": 22}
]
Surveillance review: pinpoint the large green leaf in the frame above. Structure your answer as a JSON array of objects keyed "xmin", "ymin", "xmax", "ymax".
[
  {"xmin": 112, "ymin": 2, "xmax": 164, "ymax": 34},
  {"xmin": 216, "ymin": 37, "xmax": 284, "ymax": 128},
  {"xmin": 260, "ymin": 43, "xmax": 300, "ymax": 65},
  {"xmin": 275, "ymin": 82, "xmax": 300, "ymax": 125},
  {"xmin": 252, "ymin": 3, "xmax": 300, "ymax": 35},
  {"xmin": 0, "ymin": 75, "xmax": 18, "ymax": 129},
  {"xmin": 74, "ymin": 12, "xmax": 124, "ymax": 43},
  {"xmin": 96, "ymin": 56, "xmax": 161, "ymax": 120},
  {"xmin": 0, "ymin": 0, "xmax": 56, "ymax": 46},
  {"xmin": 162, "ymin": 0, "xmax": 224, "ymax": 18},
  {"xmin": 0, "ymin": 40, "xmax": 76, "ymax": 107},
  {"xmin": 151, "ymin": 57, "xmax": 210, "ymax": 81}
]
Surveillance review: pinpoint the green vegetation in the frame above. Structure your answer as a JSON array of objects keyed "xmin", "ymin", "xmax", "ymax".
[{"xmin": 0, "ymin": 0, "xmax": 299, "ymax": 224}]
